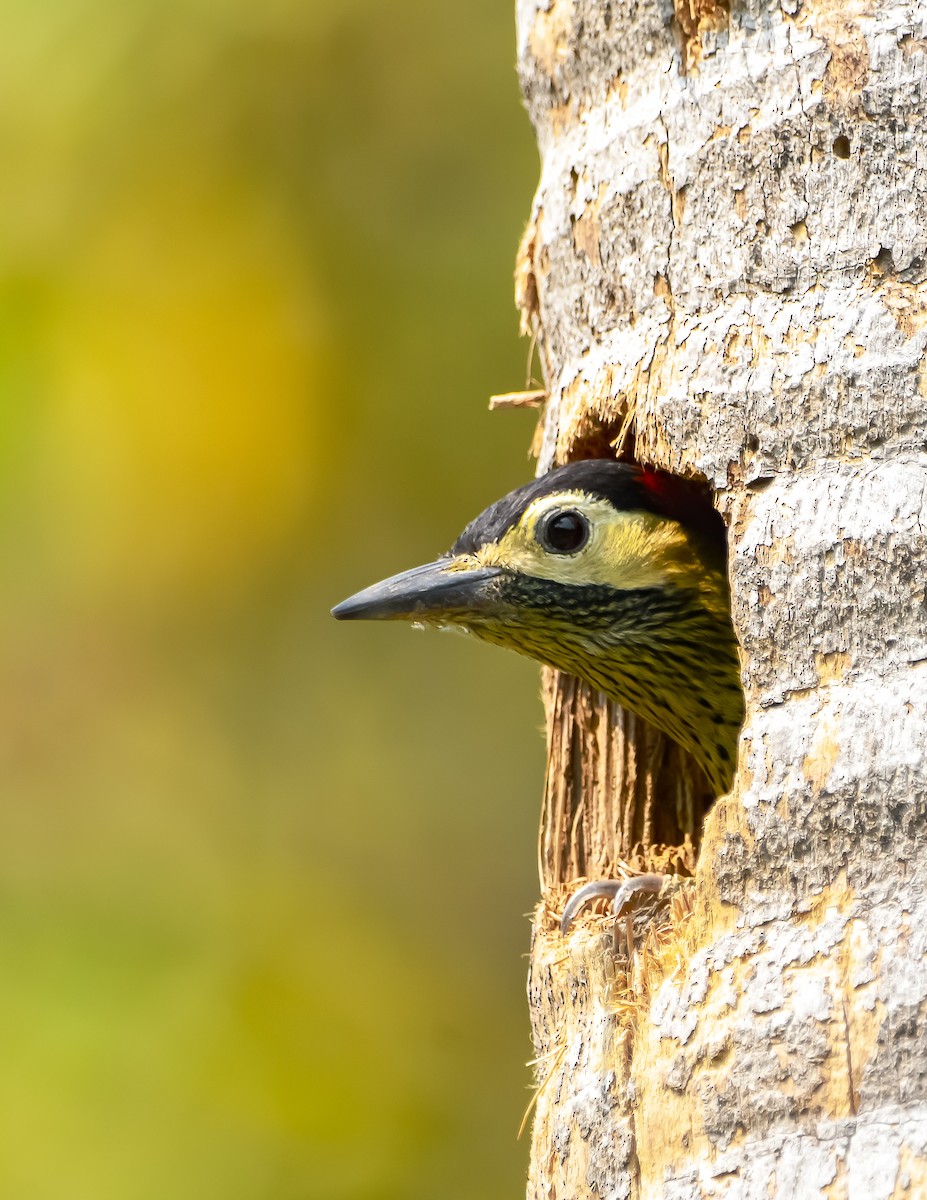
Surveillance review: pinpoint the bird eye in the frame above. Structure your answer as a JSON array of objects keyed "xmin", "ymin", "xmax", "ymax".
[{"xmin": 538, "ymin": 509, "xmax": 590, "ymax": 554}]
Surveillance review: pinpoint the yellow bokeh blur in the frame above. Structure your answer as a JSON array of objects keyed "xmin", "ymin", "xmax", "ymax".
[
  {"xmin": 48, "ymin": 180, "xmax": 318, "ymax": 604},
  {"xmin": 0, "ymin": 1, "xmax": 544, "ymax": 1198}
]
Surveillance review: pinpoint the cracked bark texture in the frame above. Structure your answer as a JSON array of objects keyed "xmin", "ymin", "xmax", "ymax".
[{"xmin": 517, "ymin": 1, "xmax": 927, "ymax": 1197}]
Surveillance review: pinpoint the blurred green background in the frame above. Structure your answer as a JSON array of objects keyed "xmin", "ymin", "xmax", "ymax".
[{"xmin": 0, "ymin": 2, "xmax": 544, "ymax": 1197}]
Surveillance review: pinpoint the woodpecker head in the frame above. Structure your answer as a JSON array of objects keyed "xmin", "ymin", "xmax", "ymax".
[{"xmin": 333, "ymin": 460, "xmax": 742, "ymax": 794}]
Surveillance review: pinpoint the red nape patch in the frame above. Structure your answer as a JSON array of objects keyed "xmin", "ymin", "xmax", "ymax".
[
  {"xmin": 638, "ymin": 468, "xmax": 725, "ymax": 547},
  {"xmin": 639, "ymin": 468, "xmax": 675, "ymax": 500}
]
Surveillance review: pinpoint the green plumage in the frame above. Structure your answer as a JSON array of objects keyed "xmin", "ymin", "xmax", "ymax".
[{"xmin": 334, "ymin": 461, "xmax": 744, "ymax": 797}]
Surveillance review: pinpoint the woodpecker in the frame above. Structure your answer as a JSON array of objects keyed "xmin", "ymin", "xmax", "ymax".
[{"xmin": 333, "ymin": 460, "xmax": 743, "ymax": 801}]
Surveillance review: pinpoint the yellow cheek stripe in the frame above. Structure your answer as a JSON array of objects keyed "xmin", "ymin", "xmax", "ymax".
[{"xmin": 470, "ymin": 491, "xmax": 713, "ymax": 594}]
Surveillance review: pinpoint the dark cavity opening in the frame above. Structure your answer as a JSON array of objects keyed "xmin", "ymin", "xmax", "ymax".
[
  {"xmin": 833, "ymin": 135, "xmax": 851, "ymax": 159},
  {"xmin": 539, "ymin": 427, "xmax": 743, "ymax": 891}
]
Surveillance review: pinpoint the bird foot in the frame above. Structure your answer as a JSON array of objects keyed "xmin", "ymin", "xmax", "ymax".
[{"xmin": 560, "ymin": 873, "xmax": 666, "ymax": 935}]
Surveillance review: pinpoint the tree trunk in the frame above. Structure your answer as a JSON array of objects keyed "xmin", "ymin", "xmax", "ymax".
[{"xmin": 515, "ymin": 1, "xmax": 927, "ymax": 1195}]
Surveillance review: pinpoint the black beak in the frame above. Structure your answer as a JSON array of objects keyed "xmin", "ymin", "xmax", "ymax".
[{"xmin": 332, "ymin": 560, "xmax": 503, "ymax": 622}]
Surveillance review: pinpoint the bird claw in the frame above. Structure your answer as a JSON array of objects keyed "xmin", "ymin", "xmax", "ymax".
[{"xmin": 559, "ymin": 873, "xmax": 666, "ymax": 935}]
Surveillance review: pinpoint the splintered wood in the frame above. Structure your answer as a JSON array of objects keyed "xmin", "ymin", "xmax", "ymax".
[
  {"xmin": 538, "ymin": 668, "xmax": 709, "ymax": 895},
  {"xmin": 515, "ymin": 0, "xmax": 927, "ymax": 1195}
]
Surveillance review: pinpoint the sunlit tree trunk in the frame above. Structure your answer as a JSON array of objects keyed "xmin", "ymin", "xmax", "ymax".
[{"xmin": 515, "ymin": 1, "xmax": 927, "ymax": 1195}]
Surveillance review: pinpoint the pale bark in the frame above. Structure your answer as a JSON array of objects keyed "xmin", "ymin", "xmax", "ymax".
[{"xmin": 515, "ymin": 1, "xmax": 927, "ymax": 1196}]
